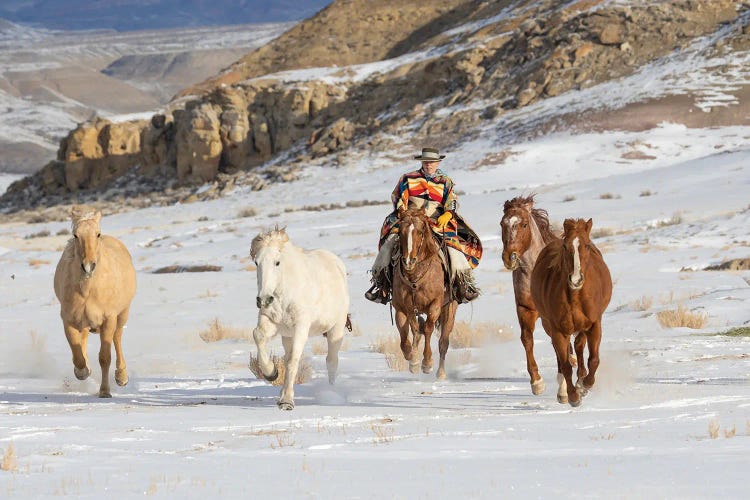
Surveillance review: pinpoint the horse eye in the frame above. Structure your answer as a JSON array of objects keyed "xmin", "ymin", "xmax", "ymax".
[
  {"xmin": 97, "ymin": 233, "xmax": 101, "ymax": 238},
  {"xmin": 74, "ymin": 234, "xmax": 78, "ymax": 239},
  {"xmin": 275, "ymin": 261, "xmax": 280, "ymax": 266},
  {"xmin": 522, "ymin": 223, "xmax": 528, "ymax": 228}
]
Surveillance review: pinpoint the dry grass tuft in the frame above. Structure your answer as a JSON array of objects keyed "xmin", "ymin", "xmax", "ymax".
[
  {"xmin": 629, "ymin": 295, "xmax": 654, "ymax": 312},
  {"xmin": 657, "ymin": 306, "xmax": 708, "ymax": 329},
  {"xmin": 248, "ymin": 353, "xmax": 312, "ymax": 386},
  {"xmin": 562, "ymin": 195, "xmax": 576, "ymax": 202},
  {"xmin": 724, "ymin": 425, "xmax": 736, "ymax": 439},
  {"xmin": 716, "ymin": 327, "xmax": 750, "ymax": 337},
  {"xmin": 639, "ymin": 190, "xmax": 654, "ymax": 197},
  {"xmin": 28, "ymin": 258, "xmax": 50, "ymax": 268},
  {"xmin": 369, "ymin": 334, "xmax": 420, "ymax": 371},
  {"xmin": 599, "ymin": 193, "xmax": 620, "ymax": 200},
  {"xmin": 198, "ymin": 318, "xmax": 250, "ymax": 342},
  {"xmin": 237, "ymin": 207, "xmax": 258, "ymax": 218},
  {"xmin": 370, "ymin": 424, "xmax": 395, "ymax": 444},
  {"xmin": 591, "ymin": 227, "xmax": 614, "ymax": 238},
  {"xmin": 708, "ymin": 420, "xmax": 720, "ymax": 439},
  {"xmin": 451, "ymin": 321, "xmax": 513, "ymax": 348},
  {"xmin": 25, "ymin": 229, "xmax": 51, "ymax": 239},
  {"xmin": 1, "ymin": 444, "xmax": 17, "ymax": 472}
]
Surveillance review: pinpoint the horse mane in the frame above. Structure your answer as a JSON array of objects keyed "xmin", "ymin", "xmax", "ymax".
[
  {"xmin": 400, "ymin": 208, "xmax": 439, "ymax": 259},
  {"xmin": 250, "ymin": 226, "xmax": 289, "ymax": 260},
  {"xmin": 504, "ymin": 195, "xmax": 558, "ymax": 244},
  {"xmin": 70, "ymin": 205, "xmax": 101, "ymax": 232}
]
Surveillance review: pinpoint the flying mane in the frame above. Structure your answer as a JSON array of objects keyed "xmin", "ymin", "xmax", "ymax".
[{"xmin": 503, "ymin": 195, "xmax": 558, "ymax": 244}]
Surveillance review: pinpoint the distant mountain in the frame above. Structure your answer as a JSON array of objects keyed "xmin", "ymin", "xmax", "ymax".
[{"xmin": 0, "ymin": 1, "xmax": 330, "ymax": 31}]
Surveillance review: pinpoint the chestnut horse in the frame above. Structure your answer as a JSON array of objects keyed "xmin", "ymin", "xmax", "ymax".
[
  {"xmin": 500, "ymin": 195, "xmax": 559, "ymax": 395},
  {"xmin": 392, "ymin": 207, "xmax": 458, "ymax": 379},
  {"xmin": 531, "ymin": 218, "xmax": 612, "ymax": 407}
]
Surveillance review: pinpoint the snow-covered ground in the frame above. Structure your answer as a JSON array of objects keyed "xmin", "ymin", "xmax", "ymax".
[{"xmin": 1, "ymin": 121, "xmax": 748, "ymax": 497}]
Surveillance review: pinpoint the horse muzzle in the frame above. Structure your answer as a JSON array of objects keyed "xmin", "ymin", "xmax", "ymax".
[
  {"xmin": 402, "ymin": 256, "xmax": 417, "ymax": 272},
  {"xmin": 81, "ymin": 261, "xmax": 96, "ymax": 278},
  {"xmin": 503, "ymin": 252, "xmax": 520, "ymax": 271},
  {"xmin": 256, "ymin": 295, "xmax": 274, "ymax": 309},
  {"xmin": 568, "ymin": 273, "xmax": 584, "ymax": 290}
]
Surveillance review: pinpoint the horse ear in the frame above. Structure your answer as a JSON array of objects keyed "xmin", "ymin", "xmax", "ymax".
[
  {"xmin": 503, "ymin": 200, "xmax": 511, "ymax": 212},
  {"xmin": 563, "ymin": 218, "xmax": 575, "ymax": 234},
  {"xmin": 585, "ymin": 218, "xmax": 593, "ymax": 235},
  {"xmin": 94, "ymin": 211, "xmax": 102, "ymax": 224}
]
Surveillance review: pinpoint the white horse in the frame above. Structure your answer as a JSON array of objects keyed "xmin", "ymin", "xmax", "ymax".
[{"xmin": 250, "ymin": 228, "xmax": 350, "ymax": 410}]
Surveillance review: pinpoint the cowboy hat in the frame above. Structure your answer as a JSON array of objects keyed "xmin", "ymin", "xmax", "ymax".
[{"xmin": 414, "ymin": 147, "xmax": 445, "ymax": 161}]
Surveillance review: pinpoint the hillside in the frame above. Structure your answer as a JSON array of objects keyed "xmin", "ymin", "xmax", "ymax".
[{"xmin": 2, "ymin": 0, "xmax": 750, "ymax": 214}]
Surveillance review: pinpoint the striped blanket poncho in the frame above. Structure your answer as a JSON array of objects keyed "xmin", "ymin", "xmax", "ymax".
[{"xmin": 378, "ymin": 168, "xmax": 483, "ymax": 268}]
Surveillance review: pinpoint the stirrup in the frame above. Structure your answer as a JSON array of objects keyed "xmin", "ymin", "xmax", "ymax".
[{"xmin": 454, "ymin": 276, "xmax": 480, "ymax": 304}]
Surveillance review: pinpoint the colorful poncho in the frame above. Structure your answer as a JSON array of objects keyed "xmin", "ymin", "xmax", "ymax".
[{"xmin": 378, "ymin": 168, "xmax": 483, "ymax": 268}]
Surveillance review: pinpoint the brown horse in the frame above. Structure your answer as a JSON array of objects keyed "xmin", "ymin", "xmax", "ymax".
[
  {"xmin": 54, "ymin": 206, "xmax": 137, "ymax": 398},
  {"xmin": 392, "ymin": 207, "xmax": 458, "ymax": 379},
  {"xmin": 531, "ymin": 218, "xmax": 612, "ymax": 407},
  {"xmin": 500, "ymin": 195, "xmax": 559, "ymax": 395}
]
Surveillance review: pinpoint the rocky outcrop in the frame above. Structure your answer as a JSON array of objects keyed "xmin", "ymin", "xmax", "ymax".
[{"xmin": 3, "ymin": 0, "xmax": 749, "ymax": 213}]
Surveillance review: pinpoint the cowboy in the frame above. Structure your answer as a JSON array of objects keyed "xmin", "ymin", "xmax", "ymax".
[{"xmin": 365, "ymin": 147, "xmax": 482, "ymax": 304}]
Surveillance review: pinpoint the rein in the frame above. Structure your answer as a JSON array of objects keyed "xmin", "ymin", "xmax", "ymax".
[{"xmin": 398, "ymin": 221, "xmax": 441, "ymax": 314}]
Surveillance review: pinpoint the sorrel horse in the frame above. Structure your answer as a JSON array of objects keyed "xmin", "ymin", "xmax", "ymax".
[
  {"xmin": 530, "ymin": 218, "xmax": 612, "ymax": 407},
  {"xmin": 392, "ymin": 207, "xmax": 458, "ymax": 379},
  {"xmin": 53, "ymin": 206, "xmax": 136, "ymax": 398},
  {"xmin": 500, "ymin": 195, "xmax": 560, "ymax": 395}
]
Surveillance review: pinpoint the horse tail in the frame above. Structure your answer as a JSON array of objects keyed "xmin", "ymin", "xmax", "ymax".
[{"xmin": 345, "ymin": 314, "xmax": 353, "ymax": 332}]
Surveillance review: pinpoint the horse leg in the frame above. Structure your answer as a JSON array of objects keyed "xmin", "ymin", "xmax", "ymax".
[
  {"xmin": 551, "ymin": 332, "xmax": 580, "ymax": 407},
  {"xmin": 64, "ymin": 324, "xmax": 90, "ymax": 381},
  {"xmin": 421, "ymin": 304, "xmax": 440, "ymax": 374},
  {"xmin": 436, "ymin": 301, "xmax": 457, "ymax": 380},
  {"xmin": 395, "ymin": 310, "xmax": 414, "ymax": 363},
  {"xmin": 407, "ymin": 316, "xmax": 422, "ymax": 373},
  {"xmin": 325, "ymin": 324, "xmax": 345, "ymax": 385},
  {"xmin": 252, "ymin": 315, "xmax": 279, "ymax": 381},
  {"xmin": 582, "ymin": 321, "xmax": 602, "ymax": 391},
  {"xmin": 574, "ymin": 331, "xmax": 589, "ymax": 396},
  {"xmin": 278, "ymin": 322, "xmax": 310, "ymax": 410},
  {"xmin": 518, "ymin": 305, "xmax": 544, "ymax": 395},
  {"xmin": 97, "ymin": 317, "xmax": 117, "ymax": 398},
  {"xmin": 113, "ymin": 308, "xmax": 129, "ymax": 387}
]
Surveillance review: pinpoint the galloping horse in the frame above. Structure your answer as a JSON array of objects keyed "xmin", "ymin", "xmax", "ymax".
[
  {"xmin": 501, "ymin": 195, "xmax": 560, "ymax": 395},
  {"xmin": 250, "ymin": 228, "xmax": 350, "ymax": 410},
  {"xmin": 531, "ymin": 218, "xmax": 612, "ymax": 407},
  {"xmin": 54, "ymin": 206, "xmax": 136, "ymax": 398},
  {"xmin": 392, "ymin": 207, "xmax": 458, "ymax": 379}
]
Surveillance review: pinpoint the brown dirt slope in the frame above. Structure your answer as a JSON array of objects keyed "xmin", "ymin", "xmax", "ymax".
[{"xmin": 177, "ymin": 0, "xmax": 478, "ymax": 97}]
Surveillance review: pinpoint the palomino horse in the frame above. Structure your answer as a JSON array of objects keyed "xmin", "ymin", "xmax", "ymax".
[
  {"xmin": 250, "ymin": 228, "xmax": 350, "ymax": 410},
  {"xmin": 392, "ymin": 207, "xmax": 458, "ymax": 379},
  {"xmin": 53, "ymin": 206, "xmax": 136, "ymax": 398},
  {"xmin": 531, "ymin": 218, "xmax": 612, "ymax": 407},
  {"xmin": 500, "ymin": 195, "xmax": 560, "ymax": 395}
]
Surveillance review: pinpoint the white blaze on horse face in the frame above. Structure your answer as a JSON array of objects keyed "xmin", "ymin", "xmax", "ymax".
[
  {"xmin": 407, "ymin": 224, "xmax": 414, "ymax": 256},
  {"xmin": 508, "ymin": 216, "xmax": 519, "ymax": 239},
  {"xmin": 570, "ymin": 237, "xmax": 582, "ymax": 286}
]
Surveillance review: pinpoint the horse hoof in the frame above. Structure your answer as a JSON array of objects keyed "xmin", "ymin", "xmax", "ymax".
[
  {"xmin": 277, "ymin": 400, "xmax": 294, "ymax": 411},
  {"xmin": 531, "ymin": 378, "xmax": 545, "ymax": 395},
  {"xmin": 436, "ymin": 369, "xmax": 447, "ymax": 380},
  {"xmin": 569, "ymin": 397, "xmax": 582, "ymax": 408},
  {"xmin": 421, "ymin": 364, "xmax": 433, "ymax": 375},
  {"xmin": 409, "ymin": 362, "xmax": 420, "ymax": 374},
  {"xmin": 74, "ymin": 366, "xmax": 90, "ymax": 380},
  {"xmin": 98, "ymin": 390, "xmax": 112, "ymax": 398},
  {"xmin": 264, "ymin": 367, "xmax": 279, "ymax": 382},
  {"xmin": 115, "ymin": 369, "xmax": 129, "ymax": 386},
  {"xmin": 576, "ymin": 382, "xmax": 589, "ymax": 397},
  {"xmin": 557, "ymin": 394, "xmax": 569, "ymax": 404}
]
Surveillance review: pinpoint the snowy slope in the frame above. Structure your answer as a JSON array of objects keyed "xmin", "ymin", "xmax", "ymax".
[{"xmin": 0, "ymin": 121, "xmax": 748, "ymax": 497}]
